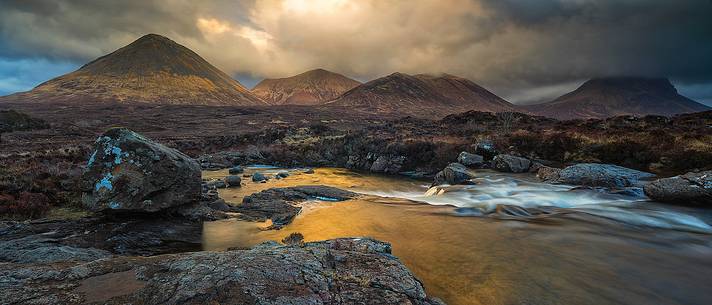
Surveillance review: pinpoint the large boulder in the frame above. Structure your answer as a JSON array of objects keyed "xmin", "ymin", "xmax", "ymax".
[
  {"xmin": 557, "ymin": 163, "xmax": 655, "ymax": 188},
  {"xmin": 644, "ymin": 171, "xmax": 712, "ymax": 205},
  {"xmin": 225, "ymin": 175, "xmax": 241, "ymax": 187},
  {"xmin": 492, "ymin": 154, "xmax": 531, "ymax": 173},
  {"xmin": 432, "ymin": 163, "xmax": 475, "ymax": 186},
  {"xmin": 82, "ymin": 128, "xmax": 201, "ymax": 212},
  {"xmin": 457, "ymin": 151, "xmax": 485, "ymax": 168}
]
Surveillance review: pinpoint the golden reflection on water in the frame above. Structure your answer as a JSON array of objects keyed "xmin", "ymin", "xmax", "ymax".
[{"xmin": 202, "ymin": 168, "xmax": 712, "ymax": 305}]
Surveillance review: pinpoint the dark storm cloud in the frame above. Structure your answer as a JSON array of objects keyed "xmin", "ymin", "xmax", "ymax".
[{"xmin": 0, "ymin": 0, "xmax": 710, "ymax": 103}]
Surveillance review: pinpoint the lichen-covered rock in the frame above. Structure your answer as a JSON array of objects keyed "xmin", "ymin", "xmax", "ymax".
[
  {"xmin": 81, "ymin": 128, "xmax": 201, "ymax": 212},
  {"xmin": 557, "ymin": 163, "xmax": 655, "ymax": 188},
  {"xmin": 0, "ymin": 238, "xmax": 444, "ymax": 305},
  {"xmin": 492, "ymin": 154, "xmax": 531, "ymax": 173},
  {"xmin": 457, "ymin": 151, "xmax": 485, "ymax": 168},
  {"xmin": 644, "ymin": 170, "xmax": 712, "ymax": 205},
  {"xmin": 432, "ymin": 163, "xmax": 475, "ymax": 186}
]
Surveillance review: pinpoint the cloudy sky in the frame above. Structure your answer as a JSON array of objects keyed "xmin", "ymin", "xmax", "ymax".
[{"xmin": 1, "ymin": 0, "xmax": 711, "ymax": 105}]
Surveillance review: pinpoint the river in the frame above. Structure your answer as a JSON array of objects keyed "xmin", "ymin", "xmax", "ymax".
[{"xmin": 202, "ymin": 167, "xmax": 712, "ymax": 305}]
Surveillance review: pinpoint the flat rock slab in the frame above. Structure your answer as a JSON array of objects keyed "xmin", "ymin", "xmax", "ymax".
[
  {"xmin": 235, "ymin": 186, "xmax": 357, "ymax": 228},
  {"xmin": 1, "ymin": 238, "xmax": 444, "ymax": 305}
]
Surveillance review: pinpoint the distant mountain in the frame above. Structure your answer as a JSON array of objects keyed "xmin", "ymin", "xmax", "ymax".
[
  {"xmin": 327, "ymin": 72, "xmax": 515, "ymax": 116},
  {"xmin": 252, "ymin": 69, "xmax": 361, "ymax": 105},
  {"xmin": 1, "ymin": 34, "xmax": 265, "ymax": 106},
  {"xmin": 525, "ymin": 77, "xmax": 710, "ymax": 119}
]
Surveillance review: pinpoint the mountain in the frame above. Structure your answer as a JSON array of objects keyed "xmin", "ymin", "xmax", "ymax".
[
  {"xmin": 326, "ymin": 72, "xmax": 515, "ymax": 116},
  {"xmin": 1, "ymin": 34, "xmax": 265, "ymax": 106},
  {"xmin": 252, "ymin": 69, "xmax": 361, "ymax": 105},
  {"xmin": 525, "ymin": 77, "xmax": 710, "ymax": 120}
]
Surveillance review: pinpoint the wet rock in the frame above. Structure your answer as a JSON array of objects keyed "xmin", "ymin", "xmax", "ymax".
[
  {"xmin": 0, "ymin": 238, "xmax": 443, "ymax": 305},
  {"xmin": 432, "ymin": 163, "xmax": 475, "ymax": 186},
  {"xmin": 457, "ymin": 151, "xmax": 485, "ymax": 168},
  {"xmin": 206, "ymin": 179, "xmax": 227, "ymax": 189},
  {"xmin": 81, "ymin": 128, "xmax": 201, "ymax": 213},
  {"xmin": 644, "ymin": 170, "xmax": 712, "ymax": 205},
  {"xmin": 474, "ymin": 139, "xmax": 497, "ymax": 160},
  {"xmin": 252, "ymin": 172, "xmax": 267, "ymax": 182},
  {"xmin": 492, "ymin": 154, "xmax": 531, "ymax": 173},
  {"xmin": 303, "ymin": 168, "xmax": 315, "ymax": 174},
  {"xmin": 225, "ymin": 175, "xmax": 241, "ymax": 187},
  {"xmin": 207, "ymin": 199, "xmax": 230, "ymax": 211},
  {"xmin": 228, "ymin": 166, "xmax": 244, "ymax": 174},
  {"xmin": 276, "ymin": 171, "xmax": 290, "ymax": 178},
  {"xmin": 235, "ymin": 186, "xmax": 356, "ymax": 228},
  {"xmin": 557, "ymin": 163, "xmax": 655, "ymax": 188},
  {"xmin": 537, "ymin": 166, "xmax": 562, "ymax": 182}
]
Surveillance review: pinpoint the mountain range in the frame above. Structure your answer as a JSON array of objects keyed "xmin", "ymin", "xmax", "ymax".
[
  {"xmin": 1, "ymin": 33, "xmax": 709, "ymax": 119},
  {"xmin": 327, "ymin": 72, "xmax": 515, "ymax": 116},
  {"xmin": 252, "ymin": 69, "xmax": 360, "ymax": 105},
  {"xmin": 525, "ymin": 77, "xmax": 709, "ymax": 119}
]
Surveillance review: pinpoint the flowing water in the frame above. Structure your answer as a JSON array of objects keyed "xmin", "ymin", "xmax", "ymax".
[{"xmin": 202, "ymin": 167, "xmax": 712, "ymax": 305}]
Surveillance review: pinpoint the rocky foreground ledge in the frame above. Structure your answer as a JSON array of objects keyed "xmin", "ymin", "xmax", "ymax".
[{"xmin": 1, "ymin": 237, "xmax": 444, "ymax": 305}]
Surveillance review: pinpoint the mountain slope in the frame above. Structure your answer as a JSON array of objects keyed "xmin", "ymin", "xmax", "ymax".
[
  {"xmin": 327, "ymin": 72, "xmax": 515, "ymax": 116},
  {"xmin": 1, "ymin": 34, "xmax": 265, "ymax": 106},
  {"xmin": 525, "ymin": 77, "xmax": 710, "ymax": 119},
  {"xmin": 252, "ymin": 69, "xmax": 360, "ymax": 105}
]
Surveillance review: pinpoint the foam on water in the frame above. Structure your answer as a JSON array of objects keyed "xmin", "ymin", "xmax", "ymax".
[{"xmin": 358, "ymin": 171, "xmax": 712, "ymax": 233}]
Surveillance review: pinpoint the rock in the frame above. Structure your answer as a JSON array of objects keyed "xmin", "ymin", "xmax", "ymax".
[
  {"xmin": 370, "ymin": 155, "xmax": 407, "ymax": 174},
  {"xmin": 492, "ymin": 154, "xmax": 531, "ymax": 173},
  {"xmin": 457, "ymin": 151, "xmax": 485, "ymax": 168},
  {"xmin": 0, "ymin": 235, "xmax": 112, "ymax": 264},
  {"xmin": 81, "ymin": 128, "xmax": 201, "ymax": 213},
  {"xmin": 557, "ymin": 163, "xmax": 655, "ymax": 188},
  {"xmin": 0, "ymin": 238, "xmax": 443, "ymax": 305},
  {"xmin": 303, "ymin": 168, "xmax": 315, "ymax": 174},
  {"xmin": 225, "ymin": 175, "xmax": 241, "ymax": 187},
  {"xmin": 207, "ymin": 199, "xmax": 230, "ymax": 211},
  {"xmin": 228, "ymin": 166, "xmax": 244, "ymax": 174},
  {"xmin": 276, "ymin": 171, "xmax": 290, "ymax": 178},
  {"xmin": 644, "ymin": 170, "xmax": 712, "ymax": 205},
  {"xmin": 252, "ymin": 172, "xmax": 267, "ymax": 182},
  {"xmin": 537, "ymin": 166, "xmax": 562, "ymax": 182},
  {"xmin": 432, "ymin": 163, "xmax": 475, "ymax": 186},
  {"xmin": 474, "ymin": 139, "xmax": 497, "ymax": 160},
  {"xmin": 206, "ymin": 179, "xmax": 227, "ymax": 189},
  {"xmin": 236, "ymin": 186, "xmax": 356, "ymax": 228}
]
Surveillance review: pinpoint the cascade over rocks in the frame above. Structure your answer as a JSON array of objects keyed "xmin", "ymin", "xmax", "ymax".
[
  {"xmin": 644, "ymin": 170, "xmax": 712, "ymax": 205},
  {"xmin": 432, "ymin": 163, "xmax": 475, "ymax": 186},
  {"xmin": 81, "ymin": 128, "xmax": 201, "ymax": 213}
]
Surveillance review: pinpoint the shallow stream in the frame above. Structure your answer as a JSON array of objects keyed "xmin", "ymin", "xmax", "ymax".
[{"xmin": 202, "ymin": 167, "xmax": 712, "ymax": 305}]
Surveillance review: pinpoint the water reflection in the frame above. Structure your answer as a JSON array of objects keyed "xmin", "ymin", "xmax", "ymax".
[{"xmin": 202, "ymin": 167, "xmax": 712, "ymax": 305}]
